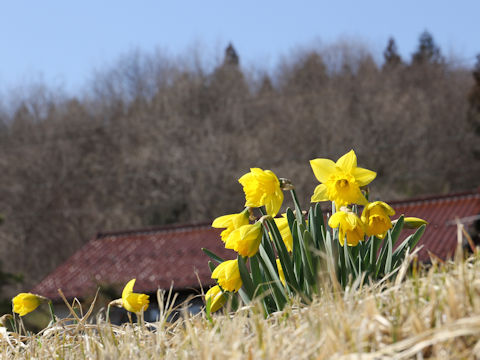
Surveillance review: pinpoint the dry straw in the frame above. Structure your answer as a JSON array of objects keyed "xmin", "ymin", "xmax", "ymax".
[{"xmin": 3, "ymin": 248, "xmax": 480, "ymax": 359}]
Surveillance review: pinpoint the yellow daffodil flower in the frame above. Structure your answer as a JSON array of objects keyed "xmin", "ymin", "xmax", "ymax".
[
  {"xmin": 273, "ymin": 215, "xmax": 293, "ymax": 252},
  {"xmin": 205, "ymin": 285, "xmax": 227, "ymax": 313},
  {"xmin": 121, "ymin": 279, "xmax": 149, "ymax": 313},
  {"xmin": 239, "ymin": 168, "xmax": 284, "ymax": 217},
  {"xmin": 276, "ymin": 259, "xmax": 286, "ymax": 286},
  {"xmin": 211, "ymin": 259, "xmax": 242, "ymax": 292},
  {"xmin": 403, "ymin": 217, "xmax": 428, "ymax": 229},
  {"xmin": 361, "ymin": 201, "xmax": 395, "ymax": 239},
  {"xmin": 225, "ymin": 222, "xmax": 263, "ymax": 257},
  {"xmin": 212, "ymin": 210, "xmax": 250, "ymax": 243},
  {"xmin": 328, "ymin": 211, "xmax": 365, "ymax": 246},
  {"xmin": 12, "ymin": 293, "xmax": 43, "ymax": 316},
  {"xmin": 310, "ymin": 150, "xmax": 376, "ymax": 208}
]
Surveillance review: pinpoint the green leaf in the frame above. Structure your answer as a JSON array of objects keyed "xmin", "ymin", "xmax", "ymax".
[
  {"xmin": 291, "ymin": 219, "xmax": 303, "ymax": 285},
  {"xmin": 261, "ymin": 229, "xmax": 276, "ymax": 266},
  {"xmin": 390, "ymin": 215, "xmax": 404, "ymax": 247},
  {"xmin": 290, "ymin": 189, "xmax": 306, "ymax": 226},
  {"xmin": 202, "ymin": 248, "xmax": 225, "ymax": 264},
  {"xmin": 258, "ymin": 247, "xmax": 288, "ymax": 310},
  {"xmin": 208, "ymin": 261, "xmax": 216, "ymax": 273},
  {"xmin": 266, "ymin": 218, "xmax": 300, "ymax": 292},
  {"xmin": 384, "ymin": 232, "xmax": 393, "ymax": 275},
  {"xmin": 250, "ymin": 255, "xmax": 264, "ymax": 297},
  {"xmin": 237, "ymin": 255, "xmax": 255, "ymax": 301},
  {"xmin": 392, "ymin": 224, "xmax": 426, "ymax": 268},
  {"xmin": 302, "ymin": 229, "xmax": 316, "ymax": 285},
  {"xmin": 205, "ymin": 296, "xmax": 212, "ymax": 323}
]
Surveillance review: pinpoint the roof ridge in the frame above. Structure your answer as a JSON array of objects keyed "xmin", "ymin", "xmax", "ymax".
[
  {"xmin": 95, "ymin": 221, "xmax": 213, "ymax": 239},
  {"xmin": 388, "ymin": 188, "xmax": 480, "ymax": 206}
]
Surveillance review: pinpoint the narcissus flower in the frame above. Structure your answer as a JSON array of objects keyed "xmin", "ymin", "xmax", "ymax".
[
  {"xmin": 205, "ymin": 285, "xmax": 227, "ymax": 313},
  {"xmin": 211, "ymin": 259, "xmax": 242, "ymax": 292},
  {"xmin": 121, "ymin": 279, "xmax": 150, "ymax": 313},
  {"xmin": 273, "ymin": 215, "xmax": 293, "ymax": 252},
  {"xmin": 12, "ymin": 293, "xmax": 43, "ymax": 316},
  {"xmin": 239, "ymin": 168, "xmax": 284, "ymax": 217},
  {"xmin": 225, "ymin": 222, "xmax": 263, "ymax": 257},
  {"xmin": 361, "ymin": 201, "xmax": 395, "ymax": 239},
  {"xmin": 276, "ymin": 259, "xmax": 286, "ymax": 286},
  {"xmin": 310, "ymin": 150, "xmax": 376, "ymax": 208},
  {"xmin": 212, "ymin": 210, "xmax": 250, "ymax": 243},
  {"xmin": 328, "ymin": 211, "xmax": 365, "ymax": 247}
]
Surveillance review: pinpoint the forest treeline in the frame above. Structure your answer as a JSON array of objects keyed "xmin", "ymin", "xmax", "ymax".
[{"xmin": 1, "ymin": 31, "xmax": 480, "ymax": 292}]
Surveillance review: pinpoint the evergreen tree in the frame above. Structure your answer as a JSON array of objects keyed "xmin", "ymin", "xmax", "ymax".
[
  {"xmin": 412, "ymin": 31, "xmax": 443, "ymax": 65},
  {"xmin": 224, "ymin": 43, "xmax": 239, "ymax": 66},
  {"xmin": 383, "ymin": 37, "xmax": 402, "ymax": 68}
]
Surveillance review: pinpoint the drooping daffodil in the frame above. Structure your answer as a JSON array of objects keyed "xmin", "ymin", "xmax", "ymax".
[
  {"xmin": 310, "ymin": 150, "xmax": 376, "ymax": 208},
  {"xmin": 121, "ymin": 279, "xmax": 150, "ymax": 313},
  {"xmin": 212, "ymin": 209, "xmax": 250, "ymax": 243},
  {"xmin": 328, "ymin": 210, "xmax": 365, "ymax": 247},
  {"xmin": 12, "ymin": 293, "xmax": 44, "ymax": 316},
  {"xmin": 239, "ymin": 168, "xmax": 283, "ymax": 217},
  {"xmin": 361, "ymin": 201, "xmax": 395, "ymax": 239},
  {"xmin": 211, "ymin": 259, "xmax": 242, "ymax": 293},
  {"xmin": 225, "ymin": 222, "xmax": 263, "ymax": 258},
  {"xmin": 205, "ymin": 285, "xmax": 227, "ymax": 313}
]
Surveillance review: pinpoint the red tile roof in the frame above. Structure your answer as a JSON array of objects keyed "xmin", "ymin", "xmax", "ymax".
[
  {"xmin": 389, "ymin": 189, "xmax": 480, "ymax": 262},
  {"xmin": 31, "ymin": 223, "xmax": 234, "ymax": 301},
  {"xmin": 32, "ymin": 189, "xmax": 480, "ymax": 301}
]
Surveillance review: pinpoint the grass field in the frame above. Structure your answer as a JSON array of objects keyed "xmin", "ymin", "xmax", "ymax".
[{"xmin": 3, "ymin": 251, "xmax": 480, "ymax": 359}]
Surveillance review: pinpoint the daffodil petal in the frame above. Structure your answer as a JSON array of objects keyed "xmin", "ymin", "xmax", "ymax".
[
  {"xmin": 122, "ymin": 279, "xmax": 136, "ymax": 299},
  {"xmin": 212, "ymin": 214, "xmax": 236, "ymax": 228},
  {"xmin": 352, "ymin": 167, "xmax": 377, "ymax": 187},
  {"xmin": 265, "ymin": 192, "xmax": 283, "ymax": 217},
  {"xmin": 311, "ymin": 184, "xmax": 328, "ymax": 202},
  {"xmin": 382, "ymin": 202, "xmax": 395, "ymax": 216},
  {"xmin": 328, "ymin": 212, "xmax": 343, "ymax": 228},
  {"xmin": 310, "ymin": 159, "xmax": 337, "ymax": 183},
  {"xmin": 336, "ymin": 150, "xmax": 357, "ymax": 171},
  {"xmin": 356, "ymin": 191, "xmax": 369, "ymax": 205}
]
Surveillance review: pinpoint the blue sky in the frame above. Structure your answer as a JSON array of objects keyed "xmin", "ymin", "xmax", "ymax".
[{"xmin": 0, "ymin": 1, "xmax": 479, "ymax": 94}]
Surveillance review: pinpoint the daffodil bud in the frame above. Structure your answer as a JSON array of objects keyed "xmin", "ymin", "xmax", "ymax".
[{"xmin": 403, "ymin": 217, "xmax": 428, "ymax": 229}]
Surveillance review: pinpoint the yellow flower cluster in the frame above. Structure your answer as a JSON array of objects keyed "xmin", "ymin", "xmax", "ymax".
[{"xmin": 311, "ymin": 150, "xmax": 397, "ymax": 246}]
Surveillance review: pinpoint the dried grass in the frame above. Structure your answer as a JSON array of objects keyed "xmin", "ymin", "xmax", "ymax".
[{"xmin": 4, "ymin": 254, "xmax": 480, "ymax": 359}]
